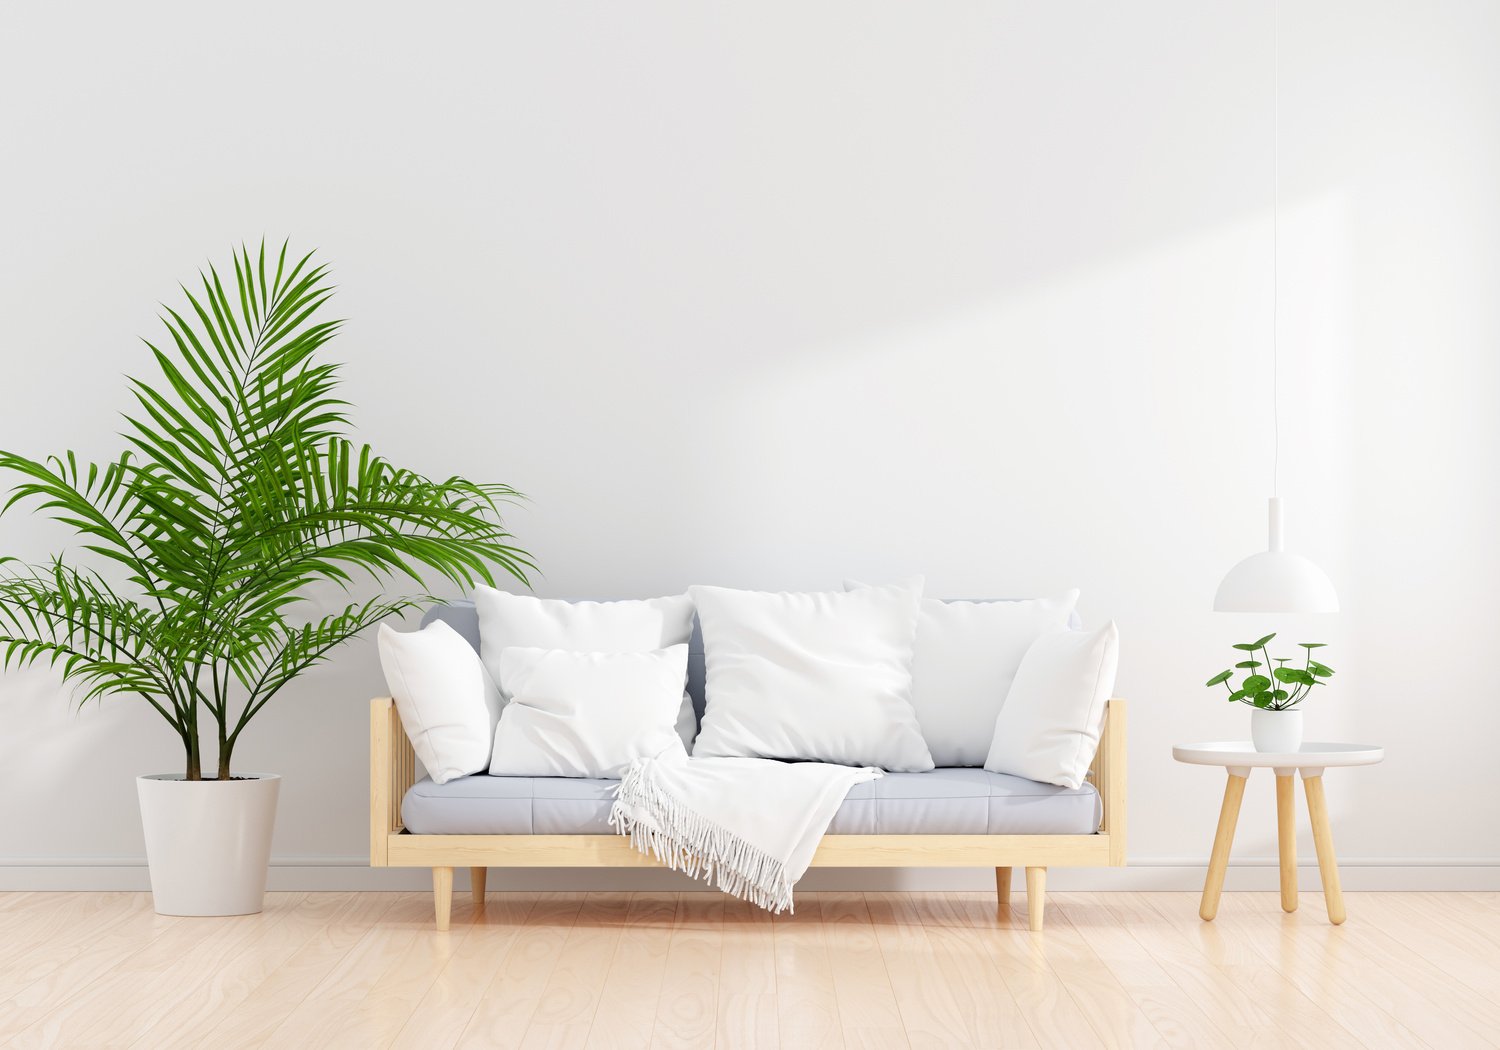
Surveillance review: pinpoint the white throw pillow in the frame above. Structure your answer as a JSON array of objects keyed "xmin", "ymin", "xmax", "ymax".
[
  {"xmin": 984, "ymin": 622, "xmax": 1119, "ymax": 789},
  {"xmin": 689, "ymin": 581, "xmax": 933, "ymax": 772},
  {"xmin": 378, "ymin": 621, "xmax": 501, "ymax": 785},
  {"xmin": 846, "ymin": 582, "xmax": 1080, "ymax": 766},
  {"xmin": 473, "ymin": 587, "xmax": 698, "ymax": 748},
  {"xmin": 488, "ymin": 645, "xmax": 690, "ymax": 778}
]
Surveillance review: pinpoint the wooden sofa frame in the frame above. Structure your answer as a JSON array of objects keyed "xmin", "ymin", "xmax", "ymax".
[{"xmin": 371, "ymin": 697, "xmax": 1126, "ymax": 932}]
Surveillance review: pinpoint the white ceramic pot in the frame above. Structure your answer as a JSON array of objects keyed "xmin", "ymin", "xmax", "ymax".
[
  {"xmin": 136, "ymin": 773, "xmax": 280, "ymax": 916},
  {"xmin": 1250, "ymin": 709, "xmax": 1304, "ymax": 754}
]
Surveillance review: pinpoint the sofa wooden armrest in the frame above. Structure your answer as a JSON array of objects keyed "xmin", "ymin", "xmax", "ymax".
[{"xmin": 370, "ymin": 696, "xmax": 1127, "ymax": 932}]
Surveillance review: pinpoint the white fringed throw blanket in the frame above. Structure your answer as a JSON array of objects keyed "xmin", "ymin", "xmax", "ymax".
[{"xmin": 610, "ymin": 754, "xmax": 881, "ymax": 913}]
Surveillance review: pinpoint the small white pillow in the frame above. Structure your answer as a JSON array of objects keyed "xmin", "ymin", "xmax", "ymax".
[
  {"xmin": 690, "ymin": 581, "xmax": 933, "ymax": 772},
  {"xmin": 846, "ymin": 582, "xmax": 1080, "ymax": 766},
  {"xmin": 378, "ymin": 621, "xmax": 501, "ymax": 785},
  {"xmin": 488, "ymin": 645, "xmax": 690, "ymax": 778},
  {"xmin": 984, "ymin": 622, "xmax": 1119, "ymax": 789},
  {"xmin": 473, "ymin": 587, "xmax": 698, "ymax": 748}
]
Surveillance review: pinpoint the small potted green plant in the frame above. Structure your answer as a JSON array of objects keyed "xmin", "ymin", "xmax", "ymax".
[{"xmin": 1205, "ymin": 633, "xmax": 1333, "ymax": 752}]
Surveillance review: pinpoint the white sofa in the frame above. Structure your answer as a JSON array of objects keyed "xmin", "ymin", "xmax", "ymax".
[{"xmin": 371, "ymin": 601, "xmax": 1127, "ymax": 932}]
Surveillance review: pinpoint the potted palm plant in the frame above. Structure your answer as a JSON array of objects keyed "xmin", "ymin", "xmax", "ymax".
[{"xmin": 0, "ymin": 242, "xmax": 532, "ymax": 915}]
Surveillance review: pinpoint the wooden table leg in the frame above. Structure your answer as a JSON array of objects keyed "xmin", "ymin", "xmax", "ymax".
[
  {"xmin": 1303, "ymin": 773, "xmax": 1346, "ymax": 925},
  {"xmin": 1200, "ymin": 770, "xmax": 1248, "ymax": 921},
  {"xmin": 1276, "ymin": 773, "xmax": 1298, "ymax": 913}
]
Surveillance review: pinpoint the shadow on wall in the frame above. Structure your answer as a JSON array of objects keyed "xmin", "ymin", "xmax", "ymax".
[{"xmin": 493, "ymin": 193, "xmax": 1358, "ymax": 602}]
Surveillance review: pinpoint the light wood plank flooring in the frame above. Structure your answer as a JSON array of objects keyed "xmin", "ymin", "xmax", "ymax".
[{"xmin": 0, "ymin": 890, "xmax": 1496, "ymax": 1048}]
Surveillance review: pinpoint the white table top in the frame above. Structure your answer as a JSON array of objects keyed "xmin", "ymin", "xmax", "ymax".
[{"xmin": 1173, "ymin": 741, "xmax": 1384, "ymax": 769}]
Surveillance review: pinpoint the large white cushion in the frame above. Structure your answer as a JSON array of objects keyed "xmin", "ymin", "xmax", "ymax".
[
  {"xmin": 473, "ymin": 587, "xmax": 698, "ymax": 747},
  {"xmin": 847, "ymin": 582, "xmax": 1080, "ymax": 766},
  {"xmin": 378, "ymin": 621, "xmax": 501, "ymax": 785},
  {"xmin": 689, "ymin": 581, "xmax": 933, "ymax": 772},
  {"xmin": 488, "ymin": 645, "xmax": 689, "ymax": 778},
  {"xmin": 984, "ymin": 622, "xmax": 1119, "ymax": 789}
]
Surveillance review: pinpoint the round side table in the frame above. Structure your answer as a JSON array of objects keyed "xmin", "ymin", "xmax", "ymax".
[{"xmin": 1172, "ymin": 741, "xmax": 1383, "ymax": 925}]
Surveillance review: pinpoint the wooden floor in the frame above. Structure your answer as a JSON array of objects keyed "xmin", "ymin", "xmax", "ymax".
[{"xmin": 0, "ymin": 891, "xmax": 1497, "ymax": 1049}]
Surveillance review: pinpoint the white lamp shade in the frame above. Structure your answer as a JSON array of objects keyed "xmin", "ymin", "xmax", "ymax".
[
  {"xmin": 1213, "ymin": 497, "xmax": 1339, "ymax": 613},
  {"xmin": 1213, "ymin": 550, "xmax": 1339, "ymax": 613}
]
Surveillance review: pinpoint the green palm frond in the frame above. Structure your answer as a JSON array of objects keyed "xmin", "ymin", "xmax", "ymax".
[
  {"xmin": 227, "ymin": 595, "xmax": 421, "ymax": 737},
  {"xmin": 0, "ymin": 241, "xmax": 533, "ymax": 779},
  {"xmin": 0, "ymin": 560, "xmax": 184, "ymax": 721}
]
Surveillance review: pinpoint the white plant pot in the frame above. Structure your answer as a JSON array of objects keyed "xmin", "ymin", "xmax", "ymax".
[
  {"xmin": 136, "ymin": 773, "xmax": 280, "ymax": 916},
  {"xmin": 1250, "ymin": 709, "xmax": 1304, "ymax": 754}
]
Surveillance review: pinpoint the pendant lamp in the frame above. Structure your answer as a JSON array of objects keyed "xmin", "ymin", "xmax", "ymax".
[{"xmin": 1213, "ymin": 0, "xmax": 1338, "ymax": 614}]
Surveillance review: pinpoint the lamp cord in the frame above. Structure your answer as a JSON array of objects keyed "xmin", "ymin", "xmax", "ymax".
[{"xmin": 1272, "ymin": 0, "xmax": 1281, "ymax": 499}]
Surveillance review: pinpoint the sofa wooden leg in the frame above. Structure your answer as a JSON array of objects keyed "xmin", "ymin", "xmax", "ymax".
[
  {"xmin": 433, "ymin": 866, "xmax": 453, "ymax": 931},
  {"xmin": 995, "ymin": 867, "xmax": 1012, "ymax": 911},
  {"xmin": 470, "ymin": 866, "xmax": 487, "ymax": 907},
  {"xmin": 1025, "ymin": 867, "xmax": 1047, "ymax": 932}
]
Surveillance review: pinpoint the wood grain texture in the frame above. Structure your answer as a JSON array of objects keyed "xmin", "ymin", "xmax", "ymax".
[
  {"xmin": 434, "ymin": 866, "xmax": 454, "ymax": 932},
  {"xmin": 1093, "ymin": 699, "xmax": 1128, "ymax": 864},
  {"xmin": 456, "ymin": 893, "xmax": 584, "ymax": 1049},
  {"xmin": 371, "ymin": 697, "xmax": 393, "ymax": 867},
  {"xmin": 387, "ymin": 832, "xmax": 1117, "ymax": 869},
  {"xmin": 587, "ymin": 893, "xmax": 678, "ymax": 1049},
  {"xmin": 716, "ymin": 897, "xmax": 777, "ymax": 1048},
  {"xmin": 3, "ymin": 890, "xmax": 1493, "ymax": 1048},
  {"xmin": 1303, "ymin": 776, "xmax": 1346, "ymax": 925},
  {"xmin": 1200, "ymin": 773, "xmax": 1247, "ymax": 921},
  {"xmin": 1275, "ymin": 775, "xmax": 1298, "ymax": 914},
  {"xmin": 652, "ymin": 894, "xmax": 722, "ymax": 1049},
  {"xmin": 1025, "ymin": 867, "xmax": 1047, "ymax": 932}
]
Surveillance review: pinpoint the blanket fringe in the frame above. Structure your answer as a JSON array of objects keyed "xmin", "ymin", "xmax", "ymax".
[{"xmin": 609, "ymin": 760, "xmax": 797, "ymax": 914}]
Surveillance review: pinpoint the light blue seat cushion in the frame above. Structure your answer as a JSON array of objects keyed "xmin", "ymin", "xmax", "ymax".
[
  {"xmin": 828, "ymin": 767, "xmax": 1100, "ymax": 835},
  {"xmin": 401, "ymin": 767, "xmax": 1100, "ymax": 836}
]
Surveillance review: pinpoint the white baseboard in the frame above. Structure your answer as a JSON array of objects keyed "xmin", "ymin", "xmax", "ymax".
[{"xmin": 3, "ymin": 857, "xmax": 1499, "ymax": 892}]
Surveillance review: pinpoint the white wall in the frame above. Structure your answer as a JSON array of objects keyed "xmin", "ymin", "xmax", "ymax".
[{"xmin": 2, "ymin": 1, "xmax": 1496, "ymax": 891}]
